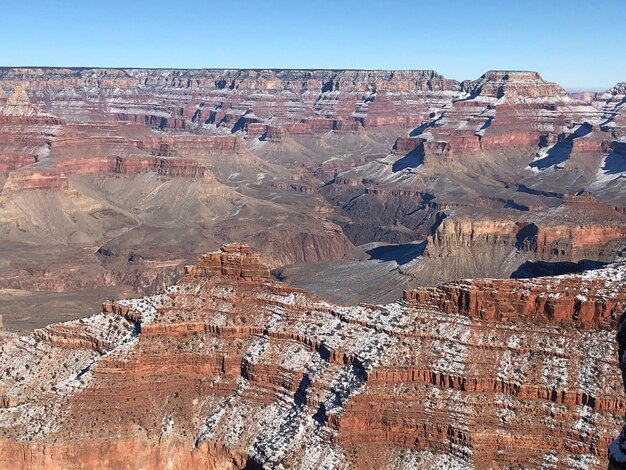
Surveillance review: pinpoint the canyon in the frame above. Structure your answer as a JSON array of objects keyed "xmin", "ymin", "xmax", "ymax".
[
  {"xmin": 1, "ymin": 67, "xmax": 626, "ymax": 468},
  {"xmin": 0, "ymin": 244, "xmax": 624, "ymax": 469},
  {"xmin": 1, "ymin": 68, "xmax": 626, "ymax": 327}
]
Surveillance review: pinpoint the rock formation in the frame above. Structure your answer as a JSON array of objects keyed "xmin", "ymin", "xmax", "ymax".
[
  {"xmin": 1, "ymin": 67, "xmax": 626, "ymax": 328},
  {"xmin": 0, "ymin": 245, "xmax": 623, "ymax": 469},
  {"xmin": 0, "ymin": 86, "xmax": 44, "ymax": 118},
  {"xmin": 183, "ymin": 243, "xmax": 270, "ymax": 280},
  {"xmin": 405, "ymin": 263, "xmax": 626, "ymax": 329}
]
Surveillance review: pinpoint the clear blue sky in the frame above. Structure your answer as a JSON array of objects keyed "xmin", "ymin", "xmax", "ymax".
[{"xmin": 2, "ymin": 0, "xmax": 624, "ymax": 90}]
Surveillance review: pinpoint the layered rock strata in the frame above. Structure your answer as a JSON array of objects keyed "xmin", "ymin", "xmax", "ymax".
[
  {"xmin": 2, "ymin": 67, "xmax": 626, "ymax": 326},
  {"xmin": 0, "ymin": 68, "xmax": 464, "ymax": 131},
  {"xmin": 405, "ymin": 263, "xmax": 626, "ymax": 329},
  {"xmin": 0, "ymin": 245, "xmax": 623, "ymax": 469},
  {"xmin": 422, "ymin": 192, "xmax": 626, "ymax": 271}
]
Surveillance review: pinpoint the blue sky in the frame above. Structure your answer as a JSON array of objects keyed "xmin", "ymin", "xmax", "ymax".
[{"xmin": 1, "ymin": 0, "xmax": 624, "ymax": 90}]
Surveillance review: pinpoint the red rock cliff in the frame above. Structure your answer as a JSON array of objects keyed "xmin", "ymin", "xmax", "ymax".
[{"xmin": 0, "ymin": 246, "xmax": 622, "ymax": 469}]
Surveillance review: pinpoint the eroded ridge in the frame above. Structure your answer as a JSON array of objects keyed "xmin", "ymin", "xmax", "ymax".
[
  {"xmin": 0, "ymin": 244, "xmax": 623, "ymax": 469},
  {"xmin": 405, "ymin": 262, "xmax": 626, "ymax": 329}
]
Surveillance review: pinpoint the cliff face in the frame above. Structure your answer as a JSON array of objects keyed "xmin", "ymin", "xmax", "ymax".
[
  {"xmin": 405, "ymin": 263, "xmax": 626, "ymax": 329},
  {"xmin": 0, "ymin": 68, "xmax": 465, "ymax": 131},
  {"xmin": 417, "ymin": 192, "xmax": 626, "ymax": 284},
  {"xmin": 0, "ymin": 67, "xmax": 622, "ymax": 171},
  {"xmin": 426, "ymin": 214, "xmax": 626, "ymax": 262},
  {"xmin": 418, "ymin": 71, "xmax": 601, "ymax": 159},
  {"xmin": 0, "ymin": 245, "xmax": 623, "ymax": 469},
  {"xmin": 595, "ymin": 82, "xmax": 626, "ymax": 141},
  {"xmin": 0, "ymin": 87, "xmax": 64, "ymax": 175}
]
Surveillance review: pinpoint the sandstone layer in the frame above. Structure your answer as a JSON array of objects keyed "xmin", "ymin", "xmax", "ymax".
[{"xmin": 0, "ymin": 245, "xmax": 623, "ymax": 469}]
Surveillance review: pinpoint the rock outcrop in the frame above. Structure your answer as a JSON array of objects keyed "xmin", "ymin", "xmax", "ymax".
[
  {"xmin": 0, "ymin": 246, "xmax": 623, "ymax": 469},
  {"xmin": 405, "ymin": 263, "xmax": 626, "ymax": 329},
  {"xmin": 183, "ymin": 243, "xmax": 270, "ymax": 280},
  {"xmin": 464, "ymin": 70, "xmax": 568, "ymax": 101},
  {"xmin": 414, "ymin": 191, "xmax": 626, "ymax": 283},
  {"xmin": 0, "ymin": 86, "xmax": 53, "ymax": 119}
]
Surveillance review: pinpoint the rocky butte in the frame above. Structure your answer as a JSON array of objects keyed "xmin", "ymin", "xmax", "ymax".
[{"xmin": 0, "ymin": 244, "xmax": 624, "ymax": 469}]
